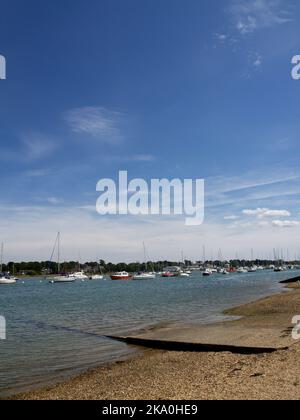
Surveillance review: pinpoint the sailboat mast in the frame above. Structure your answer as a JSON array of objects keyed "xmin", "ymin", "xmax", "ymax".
[
  {"xmin": 78, "ymin": 251, "xmax": 81, "ymax": 272},
  {"xmin": 0, "ymin": 242, "xmax": 3, "ymax": 273},
  {"xmin": 143, "ymin": 242, "xmax": 147, "ymax": 271},
  {"xmin": 57, "ymin": 232, "xmax": 60, "ymax": 274}
]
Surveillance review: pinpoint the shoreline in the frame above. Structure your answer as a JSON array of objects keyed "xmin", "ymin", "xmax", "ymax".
[{"xmin": 10, "ymin": 278, "xmax": 300, "ymax": 400}]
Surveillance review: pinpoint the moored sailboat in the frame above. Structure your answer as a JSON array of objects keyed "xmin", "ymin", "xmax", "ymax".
[
  {"xmin": 48, "ymin": 233, "xmax": 76, "ymax": 283},
  {"xmin": 0, "ymin": 243, "xmax": 16, "ymax": 285},
  {"xmin": 132, "ymin": 243, "xmax": 156, "ymax": 280}
]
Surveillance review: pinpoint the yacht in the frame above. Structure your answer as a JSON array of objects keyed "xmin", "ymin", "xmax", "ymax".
[
  {"xmin": 203, "ymin": 269, "xmax": 213, "ymax": 276},
  {"xmin": 48, "ymin": 233, "xmax": 76, "ymax": 284},
  {"xmin": 237, "ymin": 267, "xmax": 248, "ymax": 273},
  {"xmin": 132, "ymin": 243, "xmax": 156, "ymax": 280}
]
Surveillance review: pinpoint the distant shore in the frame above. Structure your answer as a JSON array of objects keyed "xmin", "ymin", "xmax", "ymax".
[{"xmin": 11, "ymin": 278, "xmax": 300, "ymax": 400}]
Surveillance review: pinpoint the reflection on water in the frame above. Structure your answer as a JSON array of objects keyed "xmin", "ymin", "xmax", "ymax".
[{"xmin": 0, "ymin": 270, "xmax": 296, "ymax": 396}]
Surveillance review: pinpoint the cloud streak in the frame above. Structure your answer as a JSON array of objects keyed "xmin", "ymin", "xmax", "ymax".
[
  {"xmin": 242, "ymin": 208, "xmax": 291, "ymax": 218},
  {"xmin": 64, "ymin": 106, "xmax": 124, "ymax": 144},
  {"xmin": 272, "ymin": 220, "xmax": 300, "ymax": 228},
  {"xmin": 21, "ymin": 133, "xmax": 57, "ymax": 161},
  {"xmin": 224, "ymin": 215, "xmax": 240, "ymax": 220},
  {"xmin": 229, "ymin": 0, "xmax": 292, "ymax": 35}
]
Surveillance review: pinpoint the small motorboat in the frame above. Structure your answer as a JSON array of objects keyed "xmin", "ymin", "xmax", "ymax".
[
  {"xmin": 0, "ymin": 276, "xmax": 17, "ymax": 285},
  {"xmin": 110, "ymin": 271, "xmax": 133, "ymax": 280}
]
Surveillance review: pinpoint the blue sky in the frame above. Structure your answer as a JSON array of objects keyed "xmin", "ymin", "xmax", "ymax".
[{"xmin": 1, "ymin": 0, "xmax": 300, "ymax": 261}]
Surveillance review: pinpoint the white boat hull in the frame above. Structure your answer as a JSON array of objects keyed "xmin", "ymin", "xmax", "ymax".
[
  {"xmin": 0, "ymin": 278, "xmax": 16, "ymax": 285},
  {"xmin": 49, "ymin": 277, "xmax": 76, "ymax": 283},
  {"xmin": 89, "ymin": 275, "xmax": 104, "ymax": 280},
  {"xmin": 132, "ymin": 273, "xmax": 156, "ymax": 280},
  {"xmin": 68, "ymin": 272, "xmax": 89, "ymax": 280}
]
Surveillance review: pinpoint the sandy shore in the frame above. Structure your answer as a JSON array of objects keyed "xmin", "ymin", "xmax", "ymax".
[{"xmin": 13, "ymin": 281, "xmax": 300, "ymax": 400}]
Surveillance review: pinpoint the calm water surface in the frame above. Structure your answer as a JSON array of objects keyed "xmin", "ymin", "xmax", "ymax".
[{"xmin": 0, "ymin": 270, "xmax": 297, "ymax": 396}]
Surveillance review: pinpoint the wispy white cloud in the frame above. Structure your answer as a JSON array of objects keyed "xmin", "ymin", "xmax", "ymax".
[
  {"xmin": 23, "ymin": 169, "xmax": 49, "ymax": 178},
  {"xmin": 207, "ymin": 170, "xmax": 299, "ymax": 197},
  {"xmin": 227, "ymin": 220, "xmax": 253, "ymax": 229},
  {"xmin": 64, "ymin": 106, "xmax": 124, "ymax": 143},
  {"xmin": 46, "ymin": 197, "xmax": 64, "ymax": 205},
  {"xmin": 0, "ymin": 133, "xmax": 57, "ymax": 163},
  {"xmin": 21, "ymin": 133, "xmax": 57, "ymax": 161},
  {"xmin": 215, "ymin": 33, "xmax": 228, "ymax": 42},
  {"xmin": 242, "ymin": 208, "xmax": 291, "ymax": 218},
  {"xmin": 224, "ymin": 215, "xmax": 240, "ymax": 220},
  {"xmin": 253, "ymin": 54, "xmax": 263, "ymax": 67},
  {"xmin": 272, "ymin": 220, "xmax": 300, "ymax": 228},
  {"xmin": 99, "ymin": 153, "xmax": 156, "ymax": 164},
  {"xmin": 131, "ymin": 154, "xmax": 155, "ymax": 162},
  {"xmin": 265, "ymin": 138, "xmax": 294, "ymax": 152},
  {"xmin": 204, "ymin": 167, "xmax": 300, "ymax": 213},
  {"xmin": 229, "ymin": 0, "xmax": 292, "ymax": 35}
]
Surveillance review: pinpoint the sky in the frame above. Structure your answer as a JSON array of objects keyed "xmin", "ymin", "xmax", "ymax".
[{"xmin": 1, "ymin": 0, "xmax": 300, "ymax": 262}]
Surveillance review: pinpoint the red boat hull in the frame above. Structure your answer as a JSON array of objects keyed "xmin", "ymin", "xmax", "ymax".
[{"xmin": 110, "ymin": 275, "xmax": 133, "ymax": 281}]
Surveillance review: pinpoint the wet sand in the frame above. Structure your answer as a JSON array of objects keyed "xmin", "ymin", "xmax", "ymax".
[{"xmin": 13, "ymin": 281, "xmax": 300, "ymax": 400}]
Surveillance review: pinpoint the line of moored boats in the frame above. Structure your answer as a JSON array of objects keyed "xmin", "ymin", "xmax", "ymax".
[{"xmin": 0, "ymin": 264, "xmax": 298, "ymax": 285}]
